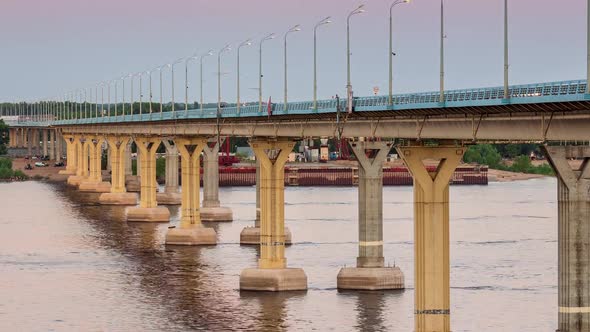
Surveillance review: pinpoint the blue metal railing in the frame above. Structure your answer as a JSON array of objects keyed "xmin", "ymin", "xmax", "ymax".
[{"xmin": 18, "ymin": 79, "xmax": 590, "ymax": 127}]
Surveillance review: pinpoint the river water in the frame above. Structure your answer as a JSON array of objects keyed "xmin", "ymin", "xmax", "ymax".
[{"xmin": 0, "ymin": 179, "xmax": 557, "ymax": 331}]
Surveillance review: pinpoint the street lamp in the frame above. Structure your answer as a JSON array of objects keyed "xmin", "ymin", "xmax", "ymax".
[
  {"xmin": 347, "ymin": 4, "xmax": 365, "ymax": 113},
  {"xmin": 147, "ymin": 69, "xmax": 155, "ymax": 115},
  {"xmin": 389, "ymin": 0, "xmax": 410, "ymax": 105},
  {"xmin": 218, "ymin": 44, "xmax": 232, "ymax": 115},
  {"xmin": 284, "ymin": 24, "xmax": 302, "ymax": 112},
  {"xmin": 128, "ymin": 73, "xmax": 134, "ymax": 116},
  {"xmin": 185, "ymin": 54, "xmax": 198, "ymax": 116},
  {"xmin": 136, "ymin": 72, "xmax": 144, "ymax": 116},
  {"xmin": 120, "ymin": 76, "xmax": 126, "ymax": 117},
  {"xmin": 171, "ymin": 58, "xmax": 184, "ymax": 118},
  {"xmin": 200, "ymin": 50, "xmax": 213, "ymax": 114},
  {"xmin": 504, "ymin": 0, "xmax": 509, "ymax": 99},
  {"xmin": 237, "ymin": 39, "xmax": 252, "ymax": 114},
  {"xmin": 259, "ymin": 33, "xmax": 276, "ymax": 113},
  {"xmin": 159, "ymin": 64, "xmax": 171, "ymax": 115},
  {"xmin": 440, "ymin": 0, "xmax": 445, "ymax": 103},
  {"xmin": 314, "ymin": 17, "xmax": 332, "ymax": 110}
]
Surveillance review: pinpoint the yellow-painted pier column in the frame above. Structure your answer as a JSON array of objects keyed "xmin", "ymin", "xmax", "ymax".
[
  {"xmin": 126, "ymin": 137, "xmax": 169, "ymax": 222},
  {"xmin": 337, "ymin": 141, "xmax": 404, "ymax": 290},
  {"xmin": 59, "ymin": 135, "xmax": 78, "ymax": 175},
  {"xmin": 67, "ymin": 135, "xmax": 89, "ymax": 187},
  {"xmin": 543, "ymin": 146, "xmax": 590, "ymax": 332},
  {"xmin": 397, "ymin": 145, "xmax": 465, "ymax": 332},
  {"xmin": 79, "ymin": 136, "xmax": 110, "ymax": 193},
  {"xmin": 99, "ymin": 136, "xmax": 138, "ymax": 205},
  {"xmin": 239, "ymin": 139, "xmax": 307, "ymax": 291},
  {"xmin": 165, "ymin": 137, "xmax": 217, "ymax": 245}
]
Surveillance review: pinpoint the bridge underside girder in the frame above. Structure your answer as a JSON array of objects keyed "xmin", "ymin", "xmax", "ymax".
[{"xmin": 57, "ymin": 113, "xmax": 590, "ymax": 142}]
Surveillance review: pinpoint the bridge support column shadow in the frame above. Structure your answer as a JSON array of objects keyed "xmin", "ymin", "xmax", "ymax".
[
  {"xmin": 544, "ymin": 145, "xmax": 590, "ymax": 332},
  {"xmin": 67, "ymin": 135, "xmax": 89, "ymax": 187},
  {"xmin": 337, "ymin": 140, "xmax": 404, "ymax": 291},
  {"xmin": 241, "ymin": 159, "xmax": 293, "ymax": 245},
  {"xmin": 397, "ymin": 144, "xmax": 466, "ymax": 332},
  {"xmin": 99, "ymin": 136, "xmax": 138, "ymax": 206},
  {"xmin": 239, "ymin": 139, "xmax": 307, "ymax": 291},
  {"xmin": 156, "ymin": 140, "xmax": 181, "ymax": 205},
  {"xmin": 201, "ymin": 137, "xmax": 233, "ymax": 222},
  {"xmin": 165, "ymin": 137, "xmax": 217, "ymax": 245},
  {"xmin": 126, "ymin": 137, "xmax": 169, "ymax": 223}
]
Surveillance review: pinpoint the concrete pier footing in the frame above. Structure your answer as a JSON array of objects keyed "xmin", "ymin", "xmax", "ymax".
[
  {"xmin": 200, "ymin": 206, "xmax": 233, "ymax": 222},
  {"xmin": 78, "ymin": 181, "xmax": 111, "ymax": 193},
  {"xmin": 126, "ymin": 206, "xmax": 170, "ymax": 223},
  {"xmin": 99, "ymin": 192, "xmax": 138, "ymax": 205},
  {"xmin": 240, "ymin": 227, "xmax": 292, "ymax": 245},
  {"xmin": 67, "ymin": 175, "xmax": 86, "ymax": 187},
  {"xmin": 240, "ymin": 268, "xmax": 307, "ymax": 292},
  {"xmin": 156, "ymin": 192, "xmax": 181, "ymax": 205},
  {"xmin": 165, "ymin": 227, "xmax": 217, "ymax": 245},
  {"xmin": 337, "ymin": 267, "xmax": 404, "ymax": 290}
]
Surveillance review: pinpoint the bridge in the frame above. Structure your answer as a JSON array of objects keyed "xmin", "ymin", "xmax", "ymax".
[
  {"xmin": 4, "ymin": 1, "xmax": 590, "ymax": 329},
  {"xmin": 4, "ymin": 77, "xmax": 590, "ymax": 332}
]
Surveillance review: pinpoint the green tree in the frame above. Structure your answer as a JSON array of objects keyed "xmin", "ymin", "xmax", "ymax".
[{"xmin": 463, "ymin": 144, "xmax": 502, "ymax": 168}]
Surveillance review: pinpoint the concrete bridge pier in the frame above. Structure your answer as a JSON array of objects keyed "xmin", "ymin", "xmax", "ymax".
[
  {"xmin": 79, "ymin": 137, "xmax": 110, "ymax": 193},
  {"xmin": 337, "ymin": 141, "xmax": 404, "ymax": 290},
  {"xmin": 125, "ymin": 141, "xmax": 141, "ymax": 192},
  {"xmin": 42, "ymin": 129, "xmax": 48, "ymax": 157},
  {"xmin": 48, "ymin": 130, "xmax": 55, "ymax": 161},
  {"xmin": 59, "ymin": 135, "xmax": 77, "ymax": 175},
  {"xmin": 200, "ymin": 138, "xmax": 233, "ymax": 222},
  {"xmin": 33, "ymin": 130, "xmax": 40, "ymax": 156},
  {"xmin": 239, "ymin": 139, "xmax": 307, "ymax": 291},
  {"xmin": 240, "ymin": 160, "xmax": 292, "ymax": 245},
  {"xmin": 99, "ymin": 136, "xmax": 138, "ymax": 205},
  {"xmin": 8, "ymin": 128, "xmax": 15, "ymax": 148},
  {"xmin": 397, "ymin": 145, "xmax": 465, "ymax": 332},
  {"xmin": 26, "ymin": 129, "xmax": 33, "ymax": 157},
  {"xmin": 67, "ymin": 136, "xmax": 89, "ymax": 187},
  {"xmin": 126, "ymin": 137, "xmax": 169, "ymax": 222},
  {"xmin": 543, "ymin": 146, "xmax": 590, "ymax": 332},
  {"xmin": 156, "ymin": 140, "xmax": 181, "ymax": 205},
  {"xmin": 165, "ymin": 137, "xmax": 216, "ymax": 245}
]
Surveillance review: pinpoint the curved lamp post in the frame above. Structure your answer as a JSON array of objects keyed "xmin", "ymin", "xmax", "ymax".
[
  {"xmin": 284, "ymin": 24, "xmax": 302, "ymax": 112},
  {"xmin": 314, "ymin": 17, "xmax": 332, "ymax": 110},
  {"xmin": 258, "ymin": 33, "xmax": 276, "ymax": 113},
  {"xmin": 237, "ymin": 39, "xmax": 252, "ymax": 114},
  {"xmin": 218, "ymin": 44, "xmax": 232, "ymax": 115},
  {"xmin": 347, "ymin": 4, "xmax": 365, "ymax": 113},
  {"xmin": 171, "ymin": 58, "xmax": 184, "ymax": 118},
  {"xmin": 389, "ymin": 0, "xmax": 410, "ymax": 105},
  {"xmin": 185, "ymin": 54, "xmax": 198, "ymax": 116},
  {"xmin": 200, "ymin": 50, "xmax": 213, "ymax": 114}
]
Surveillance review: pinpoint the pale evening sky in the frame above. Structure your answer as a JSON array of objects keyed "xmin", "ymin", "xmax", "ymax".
[{"xmin": 0, "ymin": 0, "xmax": 586, "ymax": 103}]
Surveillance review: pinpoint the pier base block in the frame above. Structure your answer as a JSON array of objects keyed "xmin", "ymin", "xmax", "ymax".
[
  {"xmin": 67, "ymin": 176, "xmax": 86, "ymax": 187},
  {"xmin": 240, "ymin": 268, "xmax": 307, "ymax": 291},
  {"xmin": 99, "ymin": 192, "xmax": 138, "ymax": 205},
  {"xmin": 156, "ymin": 192, "xmax": 182, "ymax": 205},
  {"xmin": 240, "ymin": 227, "xmax": 292, "ymax": 245},
  {"xmin": 200, "ymin": 206, "xmax": 233, "ymax": 222},
  {"xmin": 165, "ymin": 227, "xmax": 217, "ymax": 245},
  {"xmin": 337, "ymin": 267, "xmax": 404, "ymax": 290},
  {"xmin": 78, "ymin": 181, "xmax": 111, "ymax": 193},
  {"xmin": 59, "ymin": 170, "xmax": 76, "ymax": 176},
  {"xmin": 126, "ymin": 206, "xmax": 170, "ymax": 223},
  {"xmin": 125, "ymin": 176, "xmax": 141, "ymax": 192}
]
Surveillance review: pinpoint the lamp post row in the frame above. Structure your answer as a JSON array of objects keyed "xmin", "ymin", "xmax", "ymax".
[{"xmin": 19, "ymin": 1, "xmax": 525, "ymax": 122}]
